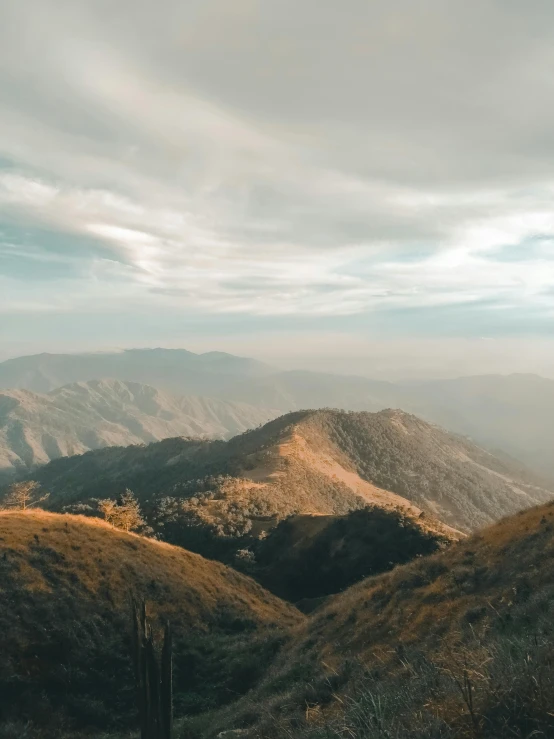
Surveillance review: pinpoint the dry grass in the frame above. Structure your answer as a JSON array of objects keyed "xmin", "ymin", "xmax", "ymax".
[
  {"xmin": 0, "ymin": 509, "xmax": 299, "ymax": 625},
  {"xmin": 197, "ymin": 501, "xmax": 554, "ymax": 738},
  {"xmin": 0, "ymin": 510, "xmax": 302, "ymax": 737}
]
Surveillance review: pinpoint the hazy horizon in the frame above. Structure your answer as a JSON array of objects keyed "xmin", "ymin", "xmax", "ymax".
[{"xmin": 2, "ymin": 338, "xmax": 554, "ymax": 382}]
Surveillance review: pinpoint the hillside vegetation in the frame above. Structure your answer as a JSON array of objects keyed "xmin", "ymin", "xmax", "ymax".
[
  {"xmin": 246, "ymin": 507, "xmax": 453, "ymax": 604},
  {"xmin": 296, "ymin": 410, "xmax": 552, "ymax": 530},
  {"xmin": 0, "ymin": 511, "xmax": 300, "ymax": 738},
  {"xmin": 25, "ymin": 410, "xmax": 553, "ymax": 554},
  {"xmin": 0, "ymin": 379, "xmax": 278, "ymax": 478},
  {"xmin": 202, "ymin": 501, "xmax": 554, "ymax": 739},
  {"xmin": 212, "ymin": 371, "xmax": 554, "ymax": 480}
]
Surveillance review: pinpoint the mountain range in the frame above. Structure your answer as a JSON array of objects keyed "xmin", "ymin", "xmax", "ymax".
[
  {"xmin": 1, "ymin": 349, "xmax": 553, "ymax": 480},
  {"xmin": 0, "ymin": 348, "xmax": 272, "ymax": 395},
  {"xmin": 0, "ymin": 378, "xmax": 278, "ymax": 479},
  {"xmin": 1, "ymin": 353, "xmax": 554, "ymax": 739}
]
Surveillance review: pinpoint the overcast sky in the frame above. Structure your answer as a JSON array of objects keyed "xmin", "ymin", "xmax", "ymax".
[{"xmin": 1, "ymin": 0, "xmax": 553, "ymax": 376}]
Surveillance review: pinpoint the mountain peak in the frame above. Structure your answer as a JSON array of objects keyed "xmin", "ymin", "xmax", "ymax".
[{"xmin": 28, "ymin": 407, "xmax": 553, "ymax": 549}]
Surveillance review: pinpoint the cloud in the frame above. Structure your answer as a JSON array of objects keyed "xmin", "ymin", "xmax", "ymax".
[{"xmin": 0, "ymin": 0, "xmax": 553, "ymax": 361}]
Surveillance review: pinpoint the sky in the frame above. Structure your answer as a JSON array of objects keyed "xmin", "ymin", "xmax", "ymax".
[{"xmin": 1, "ymin": 0, "xmax": 553, "ymax": 377}]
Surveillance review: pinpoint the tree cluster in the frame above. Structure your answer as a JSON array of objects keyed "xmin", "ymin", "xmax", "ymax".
[
  {"xmin": 1, "ymin": 481, "xmax": 49, "ymax": 511},
  {"xmin": 97, "ymin": 489, "xmax": 147, "ymax": 533}
]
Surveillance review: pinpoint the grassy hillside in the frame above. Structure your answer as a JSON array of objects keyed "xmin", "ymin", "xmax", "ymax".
[
  {"xmin": 214, "ymin": 371, "xmax": 554, "ymax": 481},
  {"xmin": 296, "ymin": 409, "xmax": 553, "ymax": 530},
  {"xmin": 0, "ymin": 511, "xmax": 301, "ymax": 738},
  {"xmin": 203, "ymin": 501, "xmax": 554, "ymax": 738}
]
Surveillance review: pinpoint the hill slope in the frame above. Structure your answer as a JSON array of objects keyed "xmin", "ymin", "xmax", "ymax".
[
  {"xmin": 245, "ymin": 507, "xmax": 453, "ymax": 604},
  {"xmin": 210, "ymin": 501, "xmax": 554, "ymax": 739},
  {"xmin": 0, "ymin": 378, "xmax": 278, "ymax": 476},
  {"xmin": 221, "ymin": 371, "xmax": 554, "ymax": 480},
  {"xmin": 25, "ymin": 409, "xmax": 553, "ymax": 546},
  {"xmin": 0, "ymin": 510, "xmax": 300, "ymax": 736}
]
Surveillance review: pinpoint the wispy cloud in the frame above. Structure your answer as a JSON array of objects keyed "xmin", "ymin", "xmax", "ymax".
[{"xmin": 0, "ymin": 0, "xmax": 553, "ymax": 362}]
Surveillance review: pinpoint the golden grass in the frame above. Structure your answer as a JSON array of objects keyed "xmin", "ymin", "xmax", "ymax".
[
  {"xmin": 0, "ymin": 509, "xmax": 301, "ymax": 629},
  {"xmin": 306, "ymin": 501, "xmax": 554, "ymax": 662}
]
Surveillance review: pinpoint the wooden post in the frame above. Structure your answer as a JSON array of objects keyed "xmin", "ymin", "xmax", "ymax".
[{"xmin": 131, "ymin": 598, "xmax": 173, "ymax": 739}]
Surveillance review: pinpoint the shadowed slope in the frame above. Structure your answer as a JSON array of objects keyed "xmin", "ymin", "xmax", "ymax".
[
  {"xmin": 245, "ymin": 507, "xmax": 454, "ymax": 604},
  {"xmin": 0, "ymin": 511, "xmax": 301, "ymax": 737}
]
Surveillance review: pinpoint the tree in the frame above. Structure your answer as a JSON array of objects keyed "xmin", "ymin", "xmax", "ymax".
[
  {"xmin": 98, "ymin": 489, "xmax": 146, "ymax": 532},
  {"xmin": 118, "ymin": 489, "xmax": 146, "ymax": 532},
  {"xmin": 2, "ymin": 481, "xmax": 49, "ymax": 511},
  {"xmin": 97, "ymin": 498, "xmax": 119, "ymax": 525}
]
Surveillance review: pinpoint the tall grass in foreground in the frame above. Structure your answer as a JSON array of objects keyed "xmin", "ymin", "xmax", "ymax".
[{"xmin": 275, "ymin": 614, "xmax": 554, "ymax": 738}]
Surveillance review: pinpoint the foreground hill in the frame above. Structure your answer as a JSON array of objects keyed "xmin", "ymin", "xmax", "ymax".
[
  {"xmin": 206, "ymin": 501, "xmax": 554, "ymax": 739},
  {"xmin": 0, "ymin": 510, "xmax": 300, "ymax": 737},
  {"xmin": 0, "ymin": 378, "xmax": 278, "ymax": 477},
  {"xmin": 26, "ymin": 409, "xmax": 553, "ymax": 548}
]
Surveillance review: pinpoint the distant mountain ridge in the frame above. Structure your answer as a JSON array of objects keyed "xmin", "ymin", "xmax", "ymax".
[
  {"xmin": 397, "ymin": 373, "xmax": 554, "ymax": 480},
  {"xmin": 0, "ymin": 379, "xmax": 279, "ymax": 477},
  {"xmin": 0, "ymin": 348, "xmax": 274, "ymax": 395}
]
